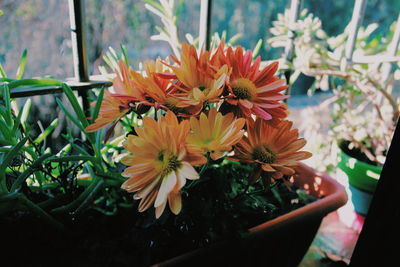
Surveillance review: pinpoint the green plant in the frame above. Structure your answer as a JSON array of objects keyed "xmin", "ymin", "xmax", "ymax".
[
  {"xmin": 143, "ymin": 0, "xmax": 262, "ymax": 59},
  {"xmin": 269, "ymin": 8, "xmax": 399, "ymax": 168},
  {"xmin": 0, "ymin": 48, "xmax": 129, "ymax": 228},
  {"xmin": 1, "ymin": 4, "xmax": 346, "ymax": 266}
]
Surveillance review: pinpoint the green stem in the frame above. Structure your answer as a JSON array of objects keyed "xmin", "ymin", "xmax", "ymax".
[
  {"xmin": 96, "ymin": 171, "xmax": 126, "ymax": 186},
  {"xmin": 51, "ymin": 178, "xmax": 102, "ymax": 214},
  {"xmin": 18, "ymin": 195, "xmax": 64, "ymax": 230},
  {"xmin": 10, "ymin": 154, "xmax": 52, "ymax": 192},
  {"xmin": 74, "ymin": 180, "xmax": 104, "ymax": 215},
  {"xmin": 0, "ymin": 137, "xmax": 28, "ymax": 194}
]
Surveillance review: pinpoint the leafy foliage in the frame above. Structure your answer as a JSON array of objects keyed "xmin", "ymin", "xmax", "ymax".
[
  {"xmin": 269, "ymin": 8, "xmax": 399, "ymax": 167},
  {"xmin": 122, "ymin": 160, "xmax": 314, "ymax": 263}
]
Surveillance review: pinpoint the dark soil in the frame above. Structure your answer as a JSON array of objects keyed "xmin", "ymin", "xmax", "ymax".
[{"xmin": 339, "ymin": 140, "xmax": 380, "ymax": 166}]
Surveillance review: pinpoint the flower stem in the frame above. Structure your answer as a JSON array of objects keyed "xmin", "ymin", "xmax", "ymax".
[{"xmin": 154, "ymin": 107, "xmax": 158, "ymax": 121}]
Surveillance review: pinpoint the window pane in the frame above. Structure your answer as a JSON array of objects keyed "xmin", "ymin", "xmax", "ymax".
[
  {"xmin": 85, "ymin": 0, "xmax": 200, "ymax": 73},
  {"xmin": 211, "ymin": 0, "xmax": 288, "ymax": 60},
  {"xmin": 0, "ymin": 0, "xmax": 73, "ymax": 79}
]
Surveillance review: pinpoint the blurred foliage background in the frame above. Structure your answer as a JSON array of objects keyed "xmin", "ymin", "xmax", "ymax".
[{"xmin": 0, "ymin": 0, "xmax": 399, "ymax": 80}]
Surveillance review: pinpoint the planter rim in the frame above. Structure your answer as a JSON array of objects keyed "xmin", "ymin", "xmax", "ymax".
[
  {"xmin": 338, "ymin": 148, "xmax": 382, "ymax": 192},
  {"xmin": 249, "ymin": 163, "xmax": 347, "ymax": 235},
  {"xmin": 153, "ymin": 163, "xmax": 347, "ymax": 266},
  {"xmin": 339, "ymin": 148, "xmax": 383, "ymax": 174}
]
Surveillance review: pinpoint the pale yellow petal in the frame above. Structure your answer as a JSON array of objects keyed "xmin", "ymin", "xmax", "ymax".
[
  {"xmin": 180, "ymin": 161, "xmax": 199, "ymax": 180},
  {"xmin": 155, "ymin": 171, "xmax": 177, "ymax": 207},
  {"xmin": 155, "ymin": 200, "xmax": 167, "ymax": 219}
]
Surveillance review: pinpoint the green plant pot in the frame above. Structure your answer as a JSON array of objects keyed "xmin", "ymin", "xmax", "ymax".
[
  {"xmin": 338, "ymin": 149, "xmax": 382, "ymax": 193},
  {"xmin": 337, "ymin": 148, "xmax": 382, "ymax": 215}
]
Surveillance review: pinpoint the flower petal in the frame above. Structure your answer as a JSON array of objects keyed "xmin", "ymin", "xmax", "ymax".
[
  {"xmin": 180, "ymin": 161, "xmax": 200, "ymax": 180},
  {"xmin": 155, "ymin": 171, "xmax": 177, "ymax": 207},
  {"xmin": 168, "ymin": 191, "xmax": 182, "ymax": 215}
]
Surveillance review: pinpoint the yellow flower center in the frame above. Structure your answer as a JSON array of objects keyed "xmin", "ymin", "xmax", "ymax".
[
  {"xmin": 231, "ymin": 78, "xmax": 257, "ymax": 100},
  {"xmin": 252, "ymin": 145, "xmax": 276, "ymax": 164},
  {"xmin": 158, "ymin": 150, "xmax": 181, "ymax": 177}
]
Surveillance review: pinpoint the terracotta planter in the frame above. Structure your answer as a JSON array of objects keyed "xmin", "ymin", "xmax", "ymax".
[
  {"xmin": 153, "ymin": 163, "xmax": 347, "ymax": 267},
  {"xmin": 338, "ymin": 149, "xmax": 382, "ymax": 215}
]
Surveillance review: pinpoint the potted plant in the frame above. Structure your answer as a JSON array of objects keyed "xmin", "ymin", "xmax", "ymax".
[
  {"xmin": 1, "ymin": 37, "xmax": 348, "ymax": 266},
  {"xmin": 1, "ymin": 3, "xmax": 350, "ymax": 265},
  {"xmin": 268, "ymin": 8, "xmax": 399, "ymax": 215}
]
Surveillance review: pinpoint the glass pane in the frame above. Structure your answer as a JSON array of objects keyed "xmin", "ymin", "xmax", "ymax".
[
  {"xmin": 85, "ymin": 0, "xmax": 200, "ymax": 74},
  {"xmin": 0, "ymin": 0, "xmax": 73, "ymax": 79},
  {"xmin": 210, "ymin": 0, "xmax": 289, "ymax": 60},
  {"xmin": 304, "ymin": 0, "xmax": 400, "ymax": 36}
]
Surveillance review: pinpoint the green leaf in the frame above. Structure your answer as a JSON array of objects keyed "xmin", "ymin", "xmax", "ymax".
[
  {"xmin": 252, "ymin": 39, "xmax": 263, "ymax": 59},
  {"xmin": 228, "ymin": 33, "xmax": 242, "ymax": 45},
  {"xmin": 15, "ymin": 49, "xmax": 28, "ymax": 79},
  {"xmin": 20, "ymin": 98, "xmax": 32, "ymax": 130},
  {"xmin": 71, "ymin": 143, "xmax": 91, "ymax": 156},
  {"xmin": 34, "ymin": 118, "xmax": 59, "ymax": 144},
  {"xmin": 271, "ymin": 186, "xmax": 283, "ymax": 206},
  {"xmin": 51, "ymin": 170, "xmax": 102, "ymax": 214},
  {"xmin": 56, "ymin": 143, "xmax": 71, "ymax": 156},
  {"xmin": 74, "ymin": 179, "xmax": 104, "ymax": 215},
  {"xmin": 56, "ymin": 97, "xmax": 84, "ymax": 131},
  {"xmin": 95, "ymin": 129, "xmax": 102, "ymax": 151},
  {"xmin": 10, "ymin": 153, "xmax": 52, "ymax": 192},
  {"xmin": 0, "ymin": 146, "xmax": 12, "ymax": 153},
  {"xmin": 0, "ymin": 137, "xmax": 28, "ymax": 172},
  {"xmin": 0, "ymin": 191, "xmax": 19, "ymax": 202},
  {"xmin": 2, "ymin": 84, "xmax": 12, "ymax": 126},
  {"xmin": 7, "ymin": 78, "xmax": 62, "ymax": 90},
  {"xmin": 0, "ymin": 137, "xmax": 28, "ymax": 193},
  {"xmin": 0, "ymin": 78, "xmax": 14, "ymax": 83},
  {"xmin": 11, "ymin": 103, "xmax": 24, "ymax": 133},
  {"xmin": 120, "ymin": 44, "xmax": 129, "ymax": 65},
  {"xmin": 60, "ymin": 84, "xmax": 96, "ymax": 145},
  {"xmin": 18, "ymin": 194, "xmax": 64, "ymax": 230},
  {"xmin": 0, "ymin": 64, "xmax": 7, "ymax": 78},
  {"xmin": 91, "ymin": 88, "xmax": 104, "ymax": 123},
  {"xmin": 0, "ymin": 117, "xmax": 12, "ymax": 140},
  {"xmin": 60, "ymin": 84, "xmax": 89, "ymax": 128},
  {"xmin": 46, "ymin": 155, "xmax": 97, "ymax": 163}
]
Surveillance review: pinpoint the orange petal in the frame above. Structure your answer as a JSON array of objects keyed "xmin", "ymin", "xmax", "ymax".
[
  {"xmin": 155, "ymin": 200, "xmax": 167, "ymax": 219},
  {"xmin": 168, "ymin": 191, "xmax": 182, "ymax": 215},
  {"xmin": 261, "ymin": 164, "xmax": 275, "ymax": 172},
  {"xmin": 138, "ymin": 188, "xmax": 158, "ymax": 212}
]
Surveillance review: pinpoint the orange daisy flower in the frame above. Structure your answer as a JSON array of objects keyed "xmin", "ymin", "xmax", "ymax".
[
  {"xmin": 86, "ymin": 60, "xmax": 140, "ymax": 132},
  {"xmin": 128, "ymin": 58, "xmax": 176, "ymax": 108},
  {"xmin": 85, "ymin": 90, "xmax": 132, "ymax": 132},
  {"xmin": 187, "ymin": 108, "xmax": 245, "ymax": 160},
  {"xmin": 230, "ymin": 118, "xmax": 312, "ymax": 183},
  {"xmin": 223, "ymin": 46, "xmax": 288, "ymax": 125},
  {"xmin": 120, "ymin": 111, "xmax": 207, "ymax": 218},
  {"xmin": 166, "ymin": 43, "xmax": 229, "ymax": 115},
  {"xmin": 112, "ymin": 60, "xmax": 138, "ymax": 96}
]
